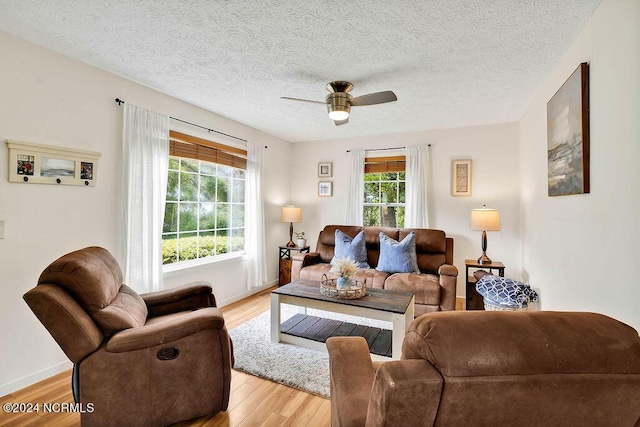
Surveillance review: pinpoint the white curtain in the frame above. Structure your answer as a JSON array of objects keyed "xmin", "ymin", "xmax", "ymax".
[
  {"xmin": 245, "ymin": 141, "xmax": 267, "ymax": 289},
  {"xmin": 405, "ymin": 145, "xmax": 431, "ymax": 228},
  {"xmin": 122, "ymin": 103, "xmax": 169, "ymax": 293},
  {"xmin": 346, "ymin": 149, "xmax": 365, "ymax": 226}
]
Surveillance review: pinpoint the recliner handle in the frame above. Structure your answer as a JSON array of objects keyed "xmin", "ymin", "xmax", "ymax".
[{"xmin": 157, "ymin": 347, "xmax": 180, "ymax": 360}]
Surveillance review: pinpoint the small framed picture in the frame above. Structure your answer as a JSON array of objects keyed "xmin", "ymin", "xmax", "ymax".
[
  {"xmin": 452, "ymin": 159, "xmax": 472, "ymax": 196},
  {"xmin": 318, "ymin": 181, "xmax": 333, "ymax": 197},
  {"xmin": 318, "ymin": 162, "xmax": 333, "ymax": 178}
]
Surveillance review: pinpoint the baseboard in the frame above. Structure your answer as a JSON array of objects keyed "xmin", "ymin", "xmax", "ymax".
[
  {"xmin": 218, "ymin": 280, "xmax": 278, "ymax": 307},
  {"xmin": 0, "ymin": 359, "xmax": 72, "ymax": 397}
]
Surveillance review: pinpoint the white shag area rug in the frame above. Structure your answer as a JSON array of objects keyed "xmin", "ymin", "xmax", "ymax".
[{"xmin": 228, "ymin": 304, "xmax": 391, "ymax": 398}]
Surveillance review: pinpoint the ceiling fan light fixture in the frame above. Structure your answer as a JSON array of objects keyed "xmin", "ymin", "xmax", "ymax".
[
  {"xmin": 327, "ymin": 93, "xmax": 351, "ymax": 121},
  {"xmin": 328, "ymin": 109, "xmax": 349, "ymax": 120}
]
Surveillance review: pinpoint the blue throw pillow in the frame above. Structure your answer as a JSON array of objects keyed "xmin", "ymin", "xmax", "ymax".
[
  {"xmin": 330, "ymin": 229, "xmax": 370, "ymax": 269},
  {"xmin": 375, "ymin": 232, "xmax": 420, "ymax": 274}
]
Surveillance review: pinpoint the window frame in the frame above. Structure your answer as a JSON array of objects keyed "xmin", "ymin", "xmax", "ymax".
[
  {"xmin": 363, "ymin": 155, "xmax": 406, "ymax": 228},
  {"xmin": 162, "ymin": 131, "xmax": 247, "ymax": 268}
]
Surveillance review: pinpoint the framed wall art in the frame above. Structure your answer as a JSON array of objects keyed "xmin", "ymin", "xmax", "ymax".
[
  {"xmin": 6, "ymin": 140, "xmax": 101, "ymax": 186},
  {"xmin": 547, "ymin": 62, "xmax": 590, "ymax": 196},
  {"xmin": 318, "ymin": 181, "xmax": 333, "ymax": 197},
  {"xmin": 318, "ymin": 161, "xmax": 333, "ymax": 178},
  {"xmin": 451, "ymin": 159, "xmax": 472, "ymax": 196}
]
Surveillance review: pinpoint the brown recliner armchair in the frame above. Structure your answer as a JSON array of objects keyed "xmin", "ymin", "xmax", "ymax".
[
  {"xmin": 23, "ymin": 247, "xmax": 234, "ymax": 426},
  {"xmin": 327, "ymin": 311, "xmax": 640, "ymax": 427}
]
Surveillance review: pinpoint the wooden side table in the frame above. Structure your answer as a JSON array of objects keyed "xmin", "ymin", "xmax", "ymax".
[
  {"xmin": 279, "ymin": 246, "xmax": 310, "ymax": 285},
  {"xmin": 465, "ymin": 259, "xmax": 505, "ymax": 310}
]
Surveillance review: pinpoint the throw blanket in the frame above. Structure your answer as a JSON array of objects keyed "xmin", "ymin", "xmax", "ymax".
[{"xmin": 476, "ymin": 275, "xmax": 539, "ymax": 308}]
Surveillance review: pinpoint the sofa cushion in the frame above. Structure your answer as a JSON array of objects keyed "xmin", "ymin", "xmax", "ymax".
[
  {"xmin": 385, "ymin": 273, "xmax": 441, "ymax": 305},
  {"xmin": 401, "ymin": 229, "xmax": 447, "ymax": 274},
  {"xmin": 403, "ymin": 311, "xmax": 640, "ymax": 377},
  {"xmin": 331, "ymin": 229, "xmax": 370, "ymax": 269},
  {"xmin": 92, "ymin": 285, "xmax": 148, "ymax": 335},
  {"xmin": 376, "ymin": 232, "xmax": 420, "ymax": 274},
  {"xmin": 38, "ymin": 246, "xmax": 148, "ymax": 335}
]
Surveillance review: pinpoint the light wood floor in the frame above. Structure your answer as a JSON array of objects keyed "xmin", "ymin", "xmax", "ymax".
[
  {"xmin": 1, "ymin": 287, "xmax": 330, "ymax": 427},
  {"xmin": 1, "ymin": 289, "xmax": 466, "ymax": 427}
]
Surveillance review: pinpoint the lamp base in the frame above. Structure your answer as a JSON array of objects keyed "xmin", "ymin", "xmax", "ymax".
[
  {"xmin": 286, "ymin": 240, "xmax": 296, "ymax": 248},
  {"xmin": 477, "ymin": 253, "xmax": 492, "ymax": 264}
]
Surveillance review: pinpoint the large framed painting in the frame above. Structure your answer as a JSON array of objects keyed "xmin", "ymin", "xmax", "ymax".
[{"xmin": 547, "ymin": 62, "xmax": 590, "ymax": 196}]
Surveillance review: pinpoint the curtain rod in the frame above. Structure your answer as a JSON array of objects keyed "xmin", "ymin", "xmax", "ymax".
[
  {"xmin": 114, "ymin": 98, "xmax": 248, "ymax": 143},
  {"xmin": 346, "ymin": 144, "xmax": 430, "ymax": 153}
]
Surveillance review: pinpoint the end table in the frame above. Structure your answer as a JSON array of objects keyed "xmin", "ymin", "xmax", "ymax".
[
  {"xmin": 279, "ymin": 246, "xmax": 310, "ymax": 285},
  {"xmin": 465, "ymin": 259, "xmax": 505, "ymax": 310}
]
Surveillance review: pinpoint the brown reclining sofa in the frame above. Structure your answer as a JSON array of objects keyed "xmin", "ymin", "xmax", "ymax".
[
  {"xmin": 291, "ymin": 225, "xmax": 458, "ymax": 315},
  {"xmin": 327, "ymin": 310, "xmax": 640, "ymax": 426}
]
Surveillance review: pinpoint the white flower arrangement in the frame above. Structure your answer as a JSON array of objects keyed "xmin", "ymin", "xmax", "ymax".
[{"xmin": 330, "ymin": 257, "xmax": 359, "ymax": 278}]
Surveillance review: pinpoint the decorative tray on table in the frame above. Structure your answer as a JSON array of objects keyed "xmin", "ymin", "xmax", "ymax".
[{"xmin": 320, "ymin": 274, "xmax": 367, "ymax": 299}]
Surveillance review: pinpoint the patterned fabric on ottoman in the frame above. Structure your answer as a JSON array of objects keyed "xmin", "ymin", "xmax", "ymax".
[{"xmin": 476, "ymin": 276, "xmax": 538, "ymax": 309}]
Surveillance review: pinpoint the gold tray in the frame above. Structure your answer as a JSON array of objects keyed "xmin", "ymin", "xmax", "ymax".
[{"xmin": 320, "ymin": 275, "xmax": 367, "ymax": 299}]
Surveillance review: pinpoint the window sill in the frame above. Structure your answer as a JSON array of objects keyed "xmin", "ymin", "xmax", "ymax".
[{"xmin": 162, "ymin": 251, "xmax": 246, "ymax": 274}]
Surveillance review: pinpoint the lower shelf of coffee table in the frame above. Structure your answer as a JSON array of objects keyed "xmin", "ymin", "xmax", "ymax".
[{"xmin": 280, "ymin": 313, "xmax": 393, "ymax": 358}]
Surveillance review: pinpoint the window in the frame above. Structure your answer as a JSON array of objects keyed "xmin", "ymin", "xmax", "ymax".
[
  {"xmin": 363, "ymin": 156, "xmax": 406, "ymax": 228},
  {"xmin": 162, "ymin": 131, "xmax": 247, "ymax": 265}
]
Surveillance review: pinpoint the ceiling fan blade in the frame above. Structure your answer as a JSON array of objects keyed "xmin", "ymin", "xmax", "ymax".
[
  {"xmin": 350, "ymin": 91, "xmax": 397, "ymax": 106},
  {"xmin": 280, "ymin": 96, "xmax": 325, "ymax": 105},
  {"xmin": 334, "ymin": 118, "xmax": 349, "ymax": 126}
]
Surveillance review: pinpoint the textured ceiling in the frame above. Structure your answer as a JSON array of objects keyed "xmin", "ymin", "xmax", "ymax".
[{"xmin": 0, "ymin": 0, "xmax": 602, "ymax": 142}]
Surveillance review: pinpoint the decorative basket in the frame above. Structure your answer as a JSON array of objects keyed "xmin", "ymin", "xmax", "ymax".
[{"xmin": 320, "ymin": 274, "xmax": 367, "ymax": 299}]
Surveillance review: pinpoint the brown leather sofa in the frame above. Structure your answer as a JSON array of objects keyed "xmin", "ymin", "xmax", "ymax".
[
  {"xmin": 23, "ymin": 247, "xmax": 234, "ymax": 427},
  {"xmin": 291, "ymin": 225, "xmax": 458, "ymax": 315},
  {"xmin": 327, "ymin": 311, "xmax": 640, "ymax": 427}
]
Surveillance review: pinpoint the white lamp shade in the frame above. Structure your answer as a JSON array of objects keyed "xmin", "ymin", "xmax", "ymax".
[
  {"xmin": 281, "ymin": 206, "xmax": 302, "ymax": 223},
  {"xmin": 471, "ymin": 207, "xmax": 501, "ymax": 231}
]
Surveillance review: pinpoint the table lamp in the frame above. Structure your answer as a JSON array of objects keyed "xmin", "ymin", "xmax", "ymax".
[
  {"xmin": 281, "ymin": 205, "xmax": 302, "ymax": 248},
  {"xmin": 471, "ymin": 205, "xmax": 501, "ymax": 264}
]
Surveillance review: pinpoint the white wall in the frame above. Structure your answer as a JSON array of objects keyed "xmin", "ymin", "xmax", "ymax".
[
  {"xmin": 519, "ymin": 0, "xmax": 640, "ymax": 330},
  {"xmin": 290, "ymin": 123, "xmax": 521, "ymax": 297},
  {"xmin": 0, "ymin": 31, "xmax": 291, "ymax": 395}
]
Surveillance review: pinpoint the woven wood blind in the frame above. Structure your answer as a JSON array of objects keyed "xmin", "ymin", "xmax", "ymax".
[
  {"xmin": 169, "ymin": 130, "xmax": 247, "ymax": 170},
  {"xmin": 364, "ymin": 156, "xmax": 406, "ymax": 173}
]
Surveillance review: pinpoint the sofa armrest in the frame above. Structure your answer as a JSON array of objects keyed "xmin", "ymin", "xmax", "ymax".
[
  {"xmin": 438, "ymin": 264, "xmax": 458, "ymax": 311},
  {"xmin": 366, "ymin": 360, "xmax": 443, "ymax": 427},
  {"xmin": 438, "ymin": 264, "xmax": 458, "ymax": 277},
  {"xmin": 106, "ymin": 307, "xmax": 225, "ymax": 353},
  {"xmin": 326, "ymin": 337, "xmax": 377, "ymax": 427},
  {"xmin": 291, "ymin": 252, "xmax": 322, "ymax": 282},
  {"xmin": 141, "ymin": 281, "xmax": 215, "ymax": 317}
]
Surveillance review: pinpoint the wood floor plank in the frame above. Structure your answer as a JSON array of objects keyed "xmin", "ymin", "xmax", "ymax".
[
  {"xmin": 2, "ymin": 286, "xmax": 331, "ymax": 427},
  {"xmin": 305, "ymin": 399, "xmax": 331, "ymax": 427}
]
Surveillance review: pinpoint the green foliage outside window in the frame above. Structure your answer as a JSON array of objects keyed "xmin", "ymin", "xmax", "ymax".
[
  {"xmin": 363, "ymin": 172, "xmax": 405, "ymax": 227},
  {"xmin": 163, "ymin": 156, "xmax": 245, "ymax": 265}
]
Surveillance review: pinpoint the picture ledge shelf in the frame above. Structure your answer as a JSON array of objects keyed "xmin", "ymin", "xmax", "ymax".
[{"xmin": 6, "ymin": 140, "xmax": 101, "ymax": 187}]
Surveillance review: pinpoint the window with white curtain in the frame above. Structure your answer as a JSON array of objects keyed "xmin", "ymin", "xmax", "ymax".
[
  {"xmin": 363, "ymin": 156, "xmax": 406, "ymax": 228},
  {"xmin": 162, "ymin": 131, "xmax": 247, "ymax": 265}
]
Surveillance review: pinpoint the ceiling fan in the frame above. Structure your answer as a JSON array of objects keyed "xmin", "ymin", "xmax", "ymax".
[{"xmin": 281, "ymin": 81, "xmax": 397, "ymax": 126}]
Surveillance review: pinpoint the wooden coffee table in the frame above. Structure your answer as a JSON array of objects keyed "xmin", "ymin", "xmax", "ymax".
[{"xmin": 270, "ymin": 279, "xmax": 415, "ymax": 359}]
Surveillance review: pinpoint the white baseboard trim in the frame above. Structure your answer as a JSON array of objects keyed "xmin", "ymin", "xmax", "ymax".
[
  {"xmin": 0, "ymin": 359, "xmax": 72, "ymax": 397},
  {"xmin": 218, "ymin": 280, "xmax": 278, "ymax": 308}
]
